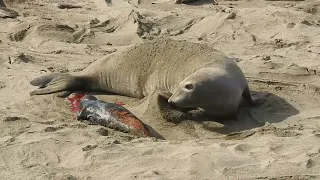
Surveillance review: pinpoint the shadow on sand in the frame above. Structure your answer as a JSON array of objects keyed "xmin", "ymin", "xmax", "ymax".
[{"xmin": 193, "ymin": 91, "xmax": 299, "ymax": 135}]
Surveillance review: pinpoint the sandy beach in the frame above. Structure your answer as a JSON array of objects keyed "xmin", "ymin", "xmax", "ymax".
[{"xmin": 0, "ymin": 0, "xmax": 320, "ymax": 179}]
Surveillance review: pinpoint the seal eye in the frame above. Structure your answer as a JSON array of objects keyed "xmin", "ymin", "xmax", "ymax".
[{"xmin": 185, "ymin": 83, "xmax": 193, "ymax": 91}]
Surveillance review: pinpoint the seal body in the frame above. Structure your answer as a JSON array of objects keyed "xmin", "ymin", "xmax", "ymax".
[
  {"xmin": 77, "ymin": 95, "xmax": 152, "ymax": 137},
  {"xmin": 30, "ymin": 39, "xmax": 257, "ymax": 120}
]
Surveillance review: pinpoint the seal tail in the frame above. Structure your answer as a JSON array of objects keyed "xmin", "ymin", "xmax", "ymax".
[{"xmin": 29, "ymin": 73, "xmax": 87, "ymax": 96}]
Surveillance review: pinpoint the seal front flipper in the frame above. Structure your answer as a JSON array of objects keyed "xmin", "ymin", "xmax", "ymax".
[
  {"xmin": 241, "ymin": 86, "xmax": 255, "ymax": 105},
  {"xmin": 156, "ymin": 92, "xmax": 188, "ymax": 124},
  {"xmin": 251, "ymin": 92, "xmax": 270, "ymax": 106},
  {"xmin": 29, "ymin": 73, "xmax": 86, "ymax": 96},
  {"xmin": 242, "ymin": 86, "xmax": 269, "ymax": 106}
]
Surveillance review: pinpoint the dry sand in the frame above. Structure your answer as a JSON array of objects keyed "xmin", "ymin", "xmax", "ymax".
[{"xmin": 0, "ymin": 0, "xmax": 320, "ymax": 179}]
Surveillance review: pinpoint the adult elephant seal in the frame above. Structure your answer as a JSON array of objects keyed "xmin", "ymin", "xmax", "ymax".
[{"xmin": 29, "ymin": 39, "xmax": 261, "ymax": 123}]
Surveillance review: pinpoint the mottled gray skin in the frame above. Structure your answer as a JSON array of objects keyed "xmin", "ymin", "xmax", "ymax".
[{"xmin": 30, "ymin": 39, "xmax": 257, "ymax": 123}]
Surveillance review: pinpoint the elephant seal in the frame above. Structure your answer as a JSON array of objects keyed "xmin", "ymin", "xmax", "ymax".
[{"xmin": 30, "ymin": 39, "xmax": 260, "ymax": 123}]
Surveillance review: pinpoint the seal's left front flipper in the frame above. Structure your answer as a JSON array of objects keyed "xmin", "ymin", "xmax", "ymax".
[
  {"xmin": 156, "ymin": 92, "xmax": 188, "ymax": 124},
  {"xmin": 242, "ymin": 86, "xmax": 270, "ymax": 106},
  {"xmin": 251, "ymin": 92, "xmax": 270, "ymax": 106}
]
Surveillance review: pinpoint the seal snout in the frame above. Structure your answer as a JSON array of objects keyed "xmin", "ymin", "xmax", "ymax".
[
  {"xmin": 168, "ymin": 96, "xmax": 181, "ymax": 108},
  {"xmin": 168, "ymin": 98, "xmax": 176, "ymax": 107}
]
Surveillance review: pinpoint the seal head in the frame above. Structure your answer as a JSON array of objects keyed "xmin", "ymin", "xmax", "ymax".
[{"xmin": 168, "ymin": 68, "xmax": 243, "ymax": 116}]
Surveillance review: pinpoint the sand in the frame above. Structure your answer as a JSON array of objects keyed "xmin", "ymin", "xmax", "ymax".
[{"xmin": 0, "ymin": 0, "xmax": 320, "ymax": 179}]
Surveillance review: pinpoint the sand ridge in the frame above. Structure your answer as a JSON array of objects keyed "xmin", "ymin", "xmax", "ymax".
[{"xmin": 0, "ymin": 0, "xmax": 320, "ymax": 179}]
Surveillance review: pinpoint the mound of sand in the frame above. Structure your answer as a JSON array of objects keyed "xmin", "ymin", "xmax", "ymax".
[{"xmin": 0, "ymin": 0, "xmax": 319, "ymax": 179}]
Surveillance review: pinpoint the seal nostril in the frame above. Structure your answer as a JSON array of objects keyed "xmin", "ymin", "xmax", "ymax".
[{"xmin": 185, "ymin": 83, "xmax": 193, "ymax": 91}]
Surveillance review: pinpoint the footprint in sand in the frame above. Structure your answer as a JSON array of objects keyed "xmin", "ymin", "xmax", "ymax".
[
  {"xmin": 273, "ymin": 129, "xmax": 301, "ymax": 137},
  {"xmin": 8, "ymin": 53, "xmax": 35, "ymax": 64},
  {"xmin": 233, "ymin": 144, "xmax": 253, "ymax": 153},
  {"xmin": 27, "ymin": 23, "xmax": 77, "ymax": 44},
  {"xmin": 295, "ymin": 1, "xmax": 320, "ymax": 15},
  {"xmin": 8, "ymin": 24, "xmax": 30, "ymax": 42},
  {"xmin": 96, "ymin": 127, "xmax": 109, "ymax": 136},
  {"xmin": 1, "ymin": 116, "xmax": 31, "ymax": 136},
  {"xmin": 312, "ymin": 129, "xmax": 320, "ymax": 138},
  {"xmin": 43, "ymin": 126, "xmax": 64, "ymax": 132},
  {"xmin": 0, "ymin": 81, "xmax": 5, "ymax": 89},
  {"xmin": 3, "ymin": 116, "xmax": 28, "ymax": 122},
  {"xmin": 82, "ymin": 144, "xmax": 98, "ymax": 151}
]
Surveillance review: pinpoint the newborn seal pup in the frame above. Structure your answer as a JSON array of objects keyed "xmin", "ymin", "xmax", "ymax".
[
  {"xmin": 30, "ymin": 39, "xmax": 261, "ymax": 123},
  {"xmin": 76, "ymin": 95, "xmax": 152, "ymax": 137}
]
